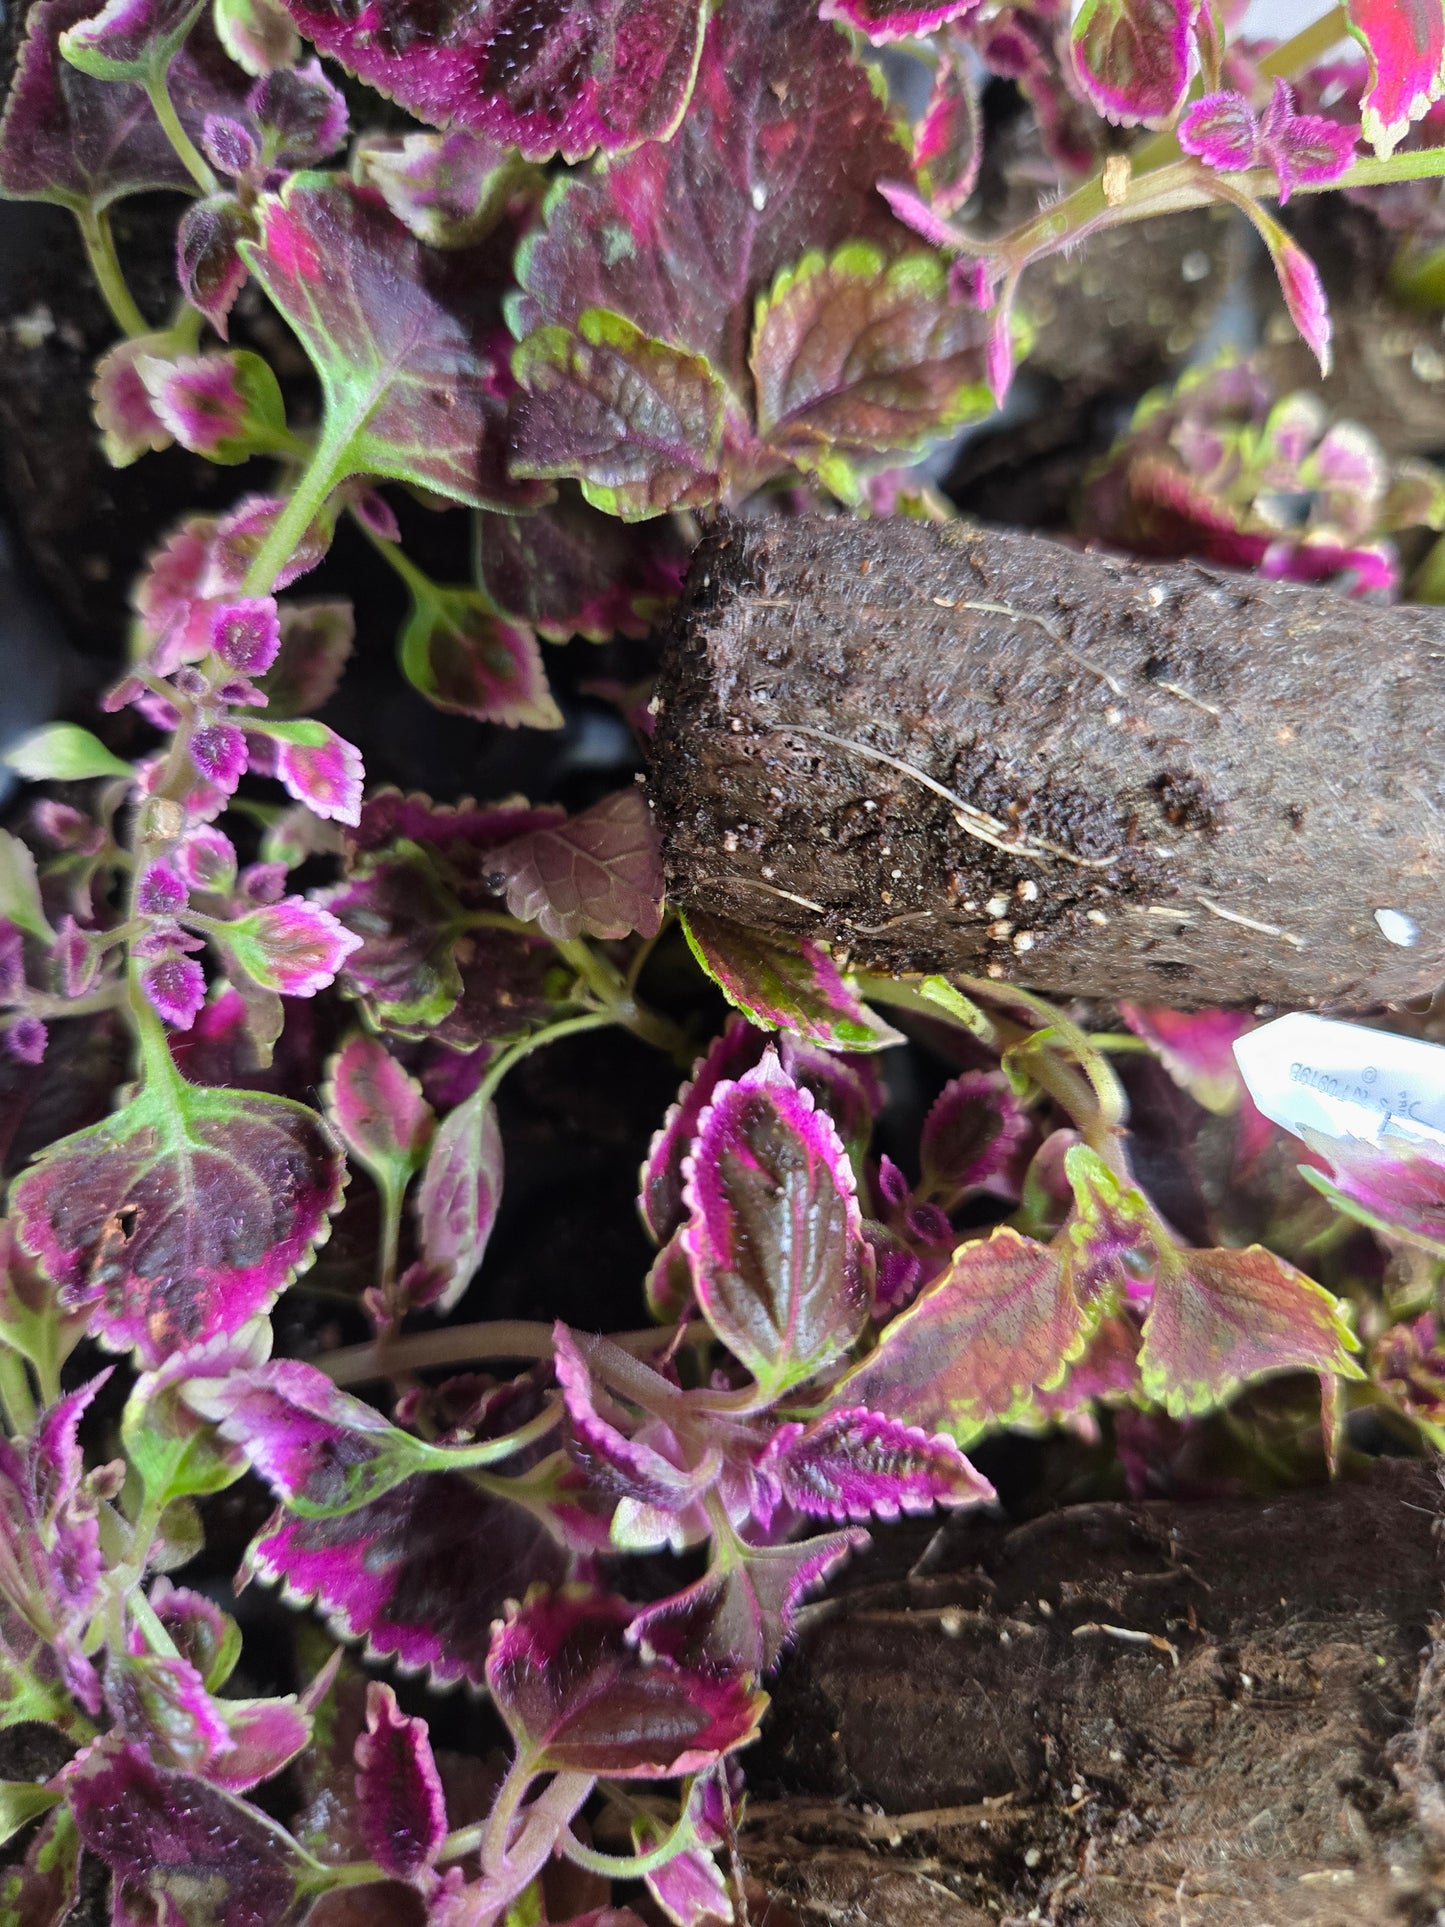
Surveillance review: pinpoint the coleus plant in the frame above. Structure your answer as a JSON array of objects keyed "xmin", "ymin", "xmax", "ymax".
[{"xmin": 0, "ymin": 0, "xmax": 1441, "ymax": 1916}]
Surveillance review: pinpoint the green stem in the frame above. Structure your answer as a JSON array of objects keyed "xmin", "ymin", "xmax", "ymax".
[
  {"xmin": 321, "ymin": 1317, "xmax": 705, "ymax": 1389},
  {"xmin": 78, "ymin": 208, "xmax": 149, "ymax": 338},
  {"xmin": 556, "ymin": 1809, "xmax": 696, "ymax": 1879},
  {"xmin": 145, "ymin": 69, "xmax": 217, "ymax": 195},
  {"xmin": 240, "ymin": 425, "xmax": 350, "ymax": 597},
  {"xmin": 475, "ymin": 1009, "xmax": 615, "ymax": 1110},
  {"xmin": 0, "ymin": 1350, "xmax": 36, "ymax": 1436}
]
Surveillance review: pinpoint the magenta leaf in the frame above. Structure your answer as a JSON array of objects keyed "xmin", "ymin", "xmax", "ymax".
[
  {"xmin": 919, "ymin": 1070, "xmax": 1032, "ymax": 1208},
  {"xmin": 142, "ymin": 351, "xmax": 290, "ymax": 465},
  {"xmin": 249, "ymin": 58, "xmax": 348, "ymax": 163},
  {"xmin": 248, "ymin": 718, "xmax": 364, "ymax": 825},
  {"xmin": 58, "ymin": 0, "xmax": 206, "ymax": 82},
  {"xmin": 209, "ymin": 595, "xmax": 282, "ymax": 675},
  {"xmin": 1139, "ymin": 1243, "xmax": 1362, "ymax": 1417},
  {"xmin": 1061, "ymin": 1146, "xmax": 1162, "ymax": 1316},
  {"xmin": 474, "ymin": 487, "xmax": 687, "ymax": 643},
  {"xmin": 1180, "ymin": 80, "xmax": 1356, "ymax": 200},
  {"xmin": 122, "ymin": 1321, "xmax": 271, "ymax": 1508},
  {"xmin": 325, "ymin": 1032, "xmax": 435, "ymax": 1220},
  {"xmin": 271, "ymin": 0, "xmax": 707, "ymax": 161},
  {"xmin": 249, "ymin": 1471, "xmax": 566, "ymax": 1686},
  {"xmin": 641, "ymin": 1820, "xmax": 732, "ymax": 1927},
  {"xmin": 140, "ymin": 950, "xmax": 208, "ymax": 1031},
  {"xmin": 554, "ymin": 1324, "xmax": 710, "ymax": 1536},
  {"xmin": 1300, "ymin": 1131, "xmax": 1445, "ymax": 1257},
  {"xmin": 751, "ymin": 245, "xmax": 991, "ymax": 481},
  {"xmin": 0, "ymin": 0, "xmax": 217, "ymax": 214},
  {"xmin": 680, "ymin": 912, "xmax": 901, "ymax": 1052},
  {"xmin": 754, "ymin": 1407, "xmax": 993, "ymax": 1527},
  {"xmin": 1178, "ymin": 88, "xmax": 1260, "ymax": 170},
  {"xmin": 682, "ymin": 1052, "xmax": 874, "ymax": 1398},
  {"xmin": 12, "ymin": 1074, "xmax": 344, "ymax": 1364},
  {"xmin": 1345, "ymin": 0, "xmax": 1445, "ymax": 155},
  {"xmin": 641, "ymin": 1020, "xmax": 768, "ymax": 1246},
  {"xmin": 148, "ymin": 1578, "xmax": 241, "ymax": 1691},
  {"xmin": 93, "ymin": 335, "xmax": 173, "ymax": 467},
  {"xmin": 354, "ymin": 1682, "xmax": 446, "ymax": 1880},
  {"xmin": 1070, "ymin": 0, "xmax": 1196, "ymax": 124},
  {"xmin": 218, "ymin": 896, "xmax": 363, "ymax": 997},
  {"xmin": 108, "ymin": 1644, "xmax": 232, "ymax": 1776},
  {"xmin": 1236, "ymin": 196, "xmax": 1333, "ymax": 373},
  {"xmin": 64, "ymin": 1738, "xmax": 314, "ymax": 1927},
  {"xmin": 1034, "ymin": 1314, "xmax": 1143, "ymax": 1424},
  {"xmin": 913, "ymin": 44, "xmax": 984, "ymax": 216},
  {"xmin": 410, "ymin": 1087, "xmax": 503, "ymax": 1312},
  {"xmin": 840, "ymin": 1228, "xmax": 1094, "ymax": 1444},
  {"xmin": 630, "ymin": 1530, "xmax": 864, "ymax": 1675},
  {"xmin": 488, "ymin": 787, "xmax": 663, "ymax": 942},
  {"xmin": 398, "ymin": 585, "xmax": 561, "ymax": 730},
  {"xmin": 178, "ymin": 193, "xmax": 255, "ymax": 338},
  {"xmin": 240, "ymin": 173, "xmax": 542, "ymax": 510},
  {"xmin": 488, "ymin": 1586, "xmax": 766, "ymax": 1777},
  {"xmin": 357, "ymin": 128, "xmax": 539, "ymax": 249},
  {"xmin": 820, "ymin": 0, "xmax": 983, "ymax": 43}
]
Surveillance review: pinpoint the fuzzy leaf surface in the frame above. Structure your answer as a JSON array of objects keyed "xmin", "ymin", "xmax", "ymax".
[
  {"xmin": 353, "ymin": 1682, "xmax": 446, "ymax": 1880},
  {"xmin": 11, "ymin": 1076, "xmax": 344, "ymax": 1363},
  {"xmin": 1070, "ymin": 0, "xmax": 1195, "ymax": 123},
  {"xmin": 682, "ymin": 1053, "xmax": 872, "ymax": 1398},
  {"xmin": 753, "ymin": 1406, "xmax": 993, "ymax": 1527},
  {"xmin": 240, "ymin": 172, "xmax": 537, "ymax": 509},
  {"xmin": 272, "ymin": 0, "xmax": 708, "ymax": 161},
  {"xmin": 681, "ymin": 912, "xmax": 900, "ymax": 1051},
  {"xmin": 410, "ymin": 1088, "xmax": 503, "ymax": 1312},
  {"xmin": 839, "ymin": 1227, "xmax": 1093, "ymax": 1445}
]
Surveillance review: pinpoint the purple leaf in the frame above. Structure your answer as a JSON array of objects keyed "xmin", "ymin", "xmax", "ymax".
[
  {"xmin": 249, "ymin": 57, "xmax": 348, "ymax": 163},
  {"xmin": 629, "ymin": 1531, "xmax": 864, "ymax": 1675},
  {"xmin": 261, "ymin": 599, "xmax": 355, "ymax": 717},
  {"xmin": 191, "ymin": 719, "xmax": 250, "ymax": 793},
  {"xmin": 1299, "ymin": 1131, "xmax": 1445, "ymax": 1257},
  {"xmin": 681, "ymin": 912, "xmax": 901, "ymax": 1052},
  {"xmin": 184, "ymin": 1358, "xmax": 430, "ymax": 1514},
  {"xmin": 820, "ymin": 0, "xmax": 983, "ymax": 42},
  {"xmin": 682, "ymin": 1051, "xmax": 873, "ymax": 1397},
  {"xmin": 354, "ymin": 1682, "xmax": 446, "ymax": 1880},
  {"xmin": 554, "ymin": 1324, "xmax": 707, "ymax": 1530},
  {"xmin": 12, "ymin": 1076, "xmax": 344, "ymax": 1364},
  {"xmin": 1061, "ymin": 1145, "xmax": 1163, "ymax": 1315},
  {"xmin": 750, "ymin": 245, "xmax": 992, "ymax": 473},
  {"xmin": 138, "ymin": 862, "xmax": 187, "ymax": 918},
  {"xmin": 108, "ymin": 1644, "xmax": 232, "ymax": 1775},
  {"xmin": 249, "ymin": 719, "xmax": 364, "ymax": 825},
  {"xmin": 325, "ymin": 1031, "xmax": 435, "ymax": 1210},
  {"xmin": 204, "ymin": 111, "xmax": 261, "ymax": 175},
  {"xmin": 148, "ymin": 1578, "xmax": 240, "ymax": 1690},
  {"xmin": 641, "ymin": 1020, "xmax": 768, "ymax": 1246},
  {"xmin": 209, "ymin": 595, "xmax": 282, "ymax": 675},
  {"xmin": 143, "ymin": 352, "xmax": 290, "ymax": 465},
  {"xmin": 141, "ymin": 950, "xmax": 209, "ymax": 1030},
  {"xmin": 1139, "ymin": 1243, "xmax": 1362, "ymax": 1416},
  {"xmin": 914, "ymin": 44, "xmax": 984, "ymax": 216},
  {"xmin": 488, "ymin": 787, "xmax": 663, "ymax": 942},
  {"xmin": 357, "ymin": 128, "xmax": 538, "ymax": 249},
  {"xmin": 64, "ymin": 1738, "xmax": 314, "ymax": 1927},
  {"xmin": 1033, "ymin": 1313, "xmax": 1143, "ymax": 1423},
  {"xmin": 1180, "ymin": 80, "xmax": 1356, "ymax": 201},
  {"xmin": 0, "ymin": 1805, "xmax": 80, "ymax": 1925},
  {"xmin": 208, "ymin": 1694, "xmax": 314, "ymax": 1793},
  {"xmin": 249, "ymin": 1471, "xmax": 566, "ymax": 1686},
  {"xmin": 1345, "ymin": 0, "xmax": 1445, "ymax": 155},
  {"xmin": 919, "ymin": 1070, "xmax": 1032, "ymax": 1207},
  {"xmin": 474, "ymin": 487, "xmax": 687, "ymax": 643},
  {"xmin": 0, "ymin": 0, "xmax": 204, "ymax": 213},
  {"xmin": 839, "ymin": 1227, "xmax": 1093, "ymax": 1444},
  {"xmin": 177, "ymin": 193, "xmax": 255, "ymax": 338},
  {"xmin": 754, "ymin": 1406, "xmax": 993, "ymax": 1527},
  {"xmin": 270, "ymin": 0, "xmax": 708, "ymax": 161},
  {"xmin": 240, "ymin": 173, "xmax": 542, "ymax": 509},
  {"xmin": 58, "ymin": 0, "xmax": 207, "ymax": 82},
  {"xmin": 411, "ymin": 1087, "xmax": 503, "ymax": 1312},
  {"xmin": 219, "ymin": 896, "xmax": 363, "ymax": 997},
  {"xmin": 1118, "ymin": 1005, "xmax": 1252, "ymax": 1114},
  {"xmin": 1070, "ymin": 0, "xmax": 1196, "ymax": 124},
  {"xmin": 1239, "ymin": 197, "xmax": 1333, "ymax": 373},
  {"xmin": 487, "ymin": 1586, "xmax": 766, "ymax": 1777},
  {"xmin": 1178, "ymin": 88, "xmax": 1260, "ymax": 171},
  {"xmin": 92, "ymin": 335, "xmax": 172, "ymax": 467},
  {"xmin": 642, "ymin": 1823, "xmax": 732, "ymax": 1927},
  {"xmin": 398, "ymin": 587, "xmax": 561, "ymax": 730}
]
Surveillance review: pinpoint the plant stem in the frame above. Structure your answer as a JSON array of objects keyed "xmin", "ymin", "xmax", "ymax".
[
  {"xmin": 556, "ymin": 1807, "xmax": 696, "ymax": 1878},
  {"xmin": 78, "ymin": 208, "xmax": 149, "ymax": 338},
  {"xmin": 145, "ymin": 69, "xmax": 217, "ymax": 195},
  {"xmin": 0, "ymin": 1349, "xmax": 36, "ymax": 1435},
  {"xmin": 321, "ymin": 1318, "xmax": 704, "ymax": 1389},
  {"xmin": 553, "ymin": 936, "xmax": 693, "ymax": 1060},
  {"xmin": 240, "ymin": 425, "xmax": 349, "ymax": 597}
]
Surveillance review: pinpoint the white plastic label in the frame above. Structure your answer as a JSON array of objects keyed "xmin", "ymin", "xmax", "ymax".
[{"xmin": 1233, "ymin": 1013, "xmax": 1445, "ymax": 1151}]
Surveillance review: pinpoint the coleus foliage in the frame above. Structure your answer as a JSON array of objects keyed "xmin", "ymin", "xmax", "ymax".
[{"xmin": 0, "ymin": 0, "xmax": 1443, "ymax": 1915}]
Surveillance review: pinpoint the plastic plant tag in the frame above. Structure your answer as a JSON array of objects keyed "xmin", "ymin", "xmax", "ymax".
[{"xmin": 1233, "ymin": 1013, "xmax": 1445, "ymax": 1151}]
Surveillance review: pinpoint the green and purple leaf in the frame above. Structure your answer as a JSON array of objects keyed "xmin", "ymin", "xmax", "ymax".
[
  {"xmin": 473, "ymin": 488, "xmax": 687, "ymax": 643},
  {"xmin": 1299, "ymin": 1131, "xmax": 1445, "ymax": 1257},
  {"xmin": 919, "ymin": 1070, "xmax": 1032, "ymax": 1207},
  {"xmin": 141, "ymin": 350, "xmax": 290, "ymax": 465},
  {"xmin": 11, "ymin": 1076, "xmax": 344, "ymax": 1363},
  {"xmin": 58, "ymin": 0, "xmax": 206, "ymax": 83},
  {"xmin": 249, "ymin": 1470, "xmax": 566, "ymax": 1687},
  {"xmin": 1070, "ymin": 0, "xmax": 1196, "ymax": 125},
  {"xmin": 398, "ymin": 585, "xmax": 561, "ymax": 730},
  {"xmin": 629, "ymin": 1530, "xmax": 864, "ymax": 1675},
  {"xmin": 488, "ymin": 787, "xmax": 663, "ymax": 942},
  {"xmin": 1345, "ymin": 0, "xmax": 1445, "ymax": 155},
  {"xmin": 487, "ymin": 1586, "xmax": 766, "ymax": 1777},
  {"xmin": 357, "ymin": 128, "xmax": 539, "ymax": 248},
  {"xmin": 177, "ymin": 193, "xmax": 255, "ymax": 338},
  {"xmin": 838, "ymin": 1227, "xmax": 1094, "ymax": 1445},
  {"xmin": 219, "ymin": 896, "xmax": 362, "ymax": 997},
  {"xmin": 353, "ymin": 1682, "xmax": 446, "ymax": 1880},
  {"xmin": 409, "ymin": 1087, "xmax": 503, "ymax": 1312},
  {"xmin": 641, "ymin": 1020, "xmax": 768, "ymax": 1246},
  {"xmin": 325, "ymin": 1031, "xmax": 435, "ymax": 1215},
  {"xmin": 271, "ymin": 0, "xmax": 708, "ymax": 161},
  {"xmin": 680, "ymin": 913, "xmax": 900, "ymax": 1052},
  {"xmin": 248, "ymin": 718, "xmax": 364, "ymax": 825},
  {"xmin": 64, "ymin": 1738, "xmax": 314, "ymax": 1927},
  {"xmin": 913, "ymin": 45, "xmax": 984, "ymax": 217},
  {"xmin": 819, "ymin": 0, "xmax": 983, "ymax": 44},
  {"xmin": 1138, "ymin": 1243, "xmax": 1362, "ymax": 1416},
  {"xmin": 752, "ymin": 1407, "xmax": 993, "ymax": 1527},
  {"xmin": 240, "ymin": 172, "xmax": 542, "ymax": 509},
  {"xmin": 262, "ymin": 599, "xmax": 354, "ymax": 717},
  {"xmin": 681, "ymin": 1051, "xmax": 873, "ymax": 1398}
]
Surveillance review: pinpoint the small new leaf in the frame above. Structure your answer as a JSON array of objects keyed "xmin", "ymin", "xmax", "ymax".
[
  {"xmin": 681, "ymin": 911, "xmax": 901, "ymax": 1051},
  {"xmin": 399, "ymin": 584, "xmax": 561, "ymax": 730}
]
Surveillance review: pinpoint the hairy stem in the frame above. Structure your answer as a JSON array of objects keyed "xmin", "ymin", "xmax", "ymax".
[
  {"xmin": 240, "ymin": 425, "xmax": 349, "ymax": 597},
  {"xmin": 0, "ymin": 1349, "xmax": 36, "ymax": 1435},
  {"xmin": 78, "ymin": 208, "xmax": 149, "ymax": 338}
]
